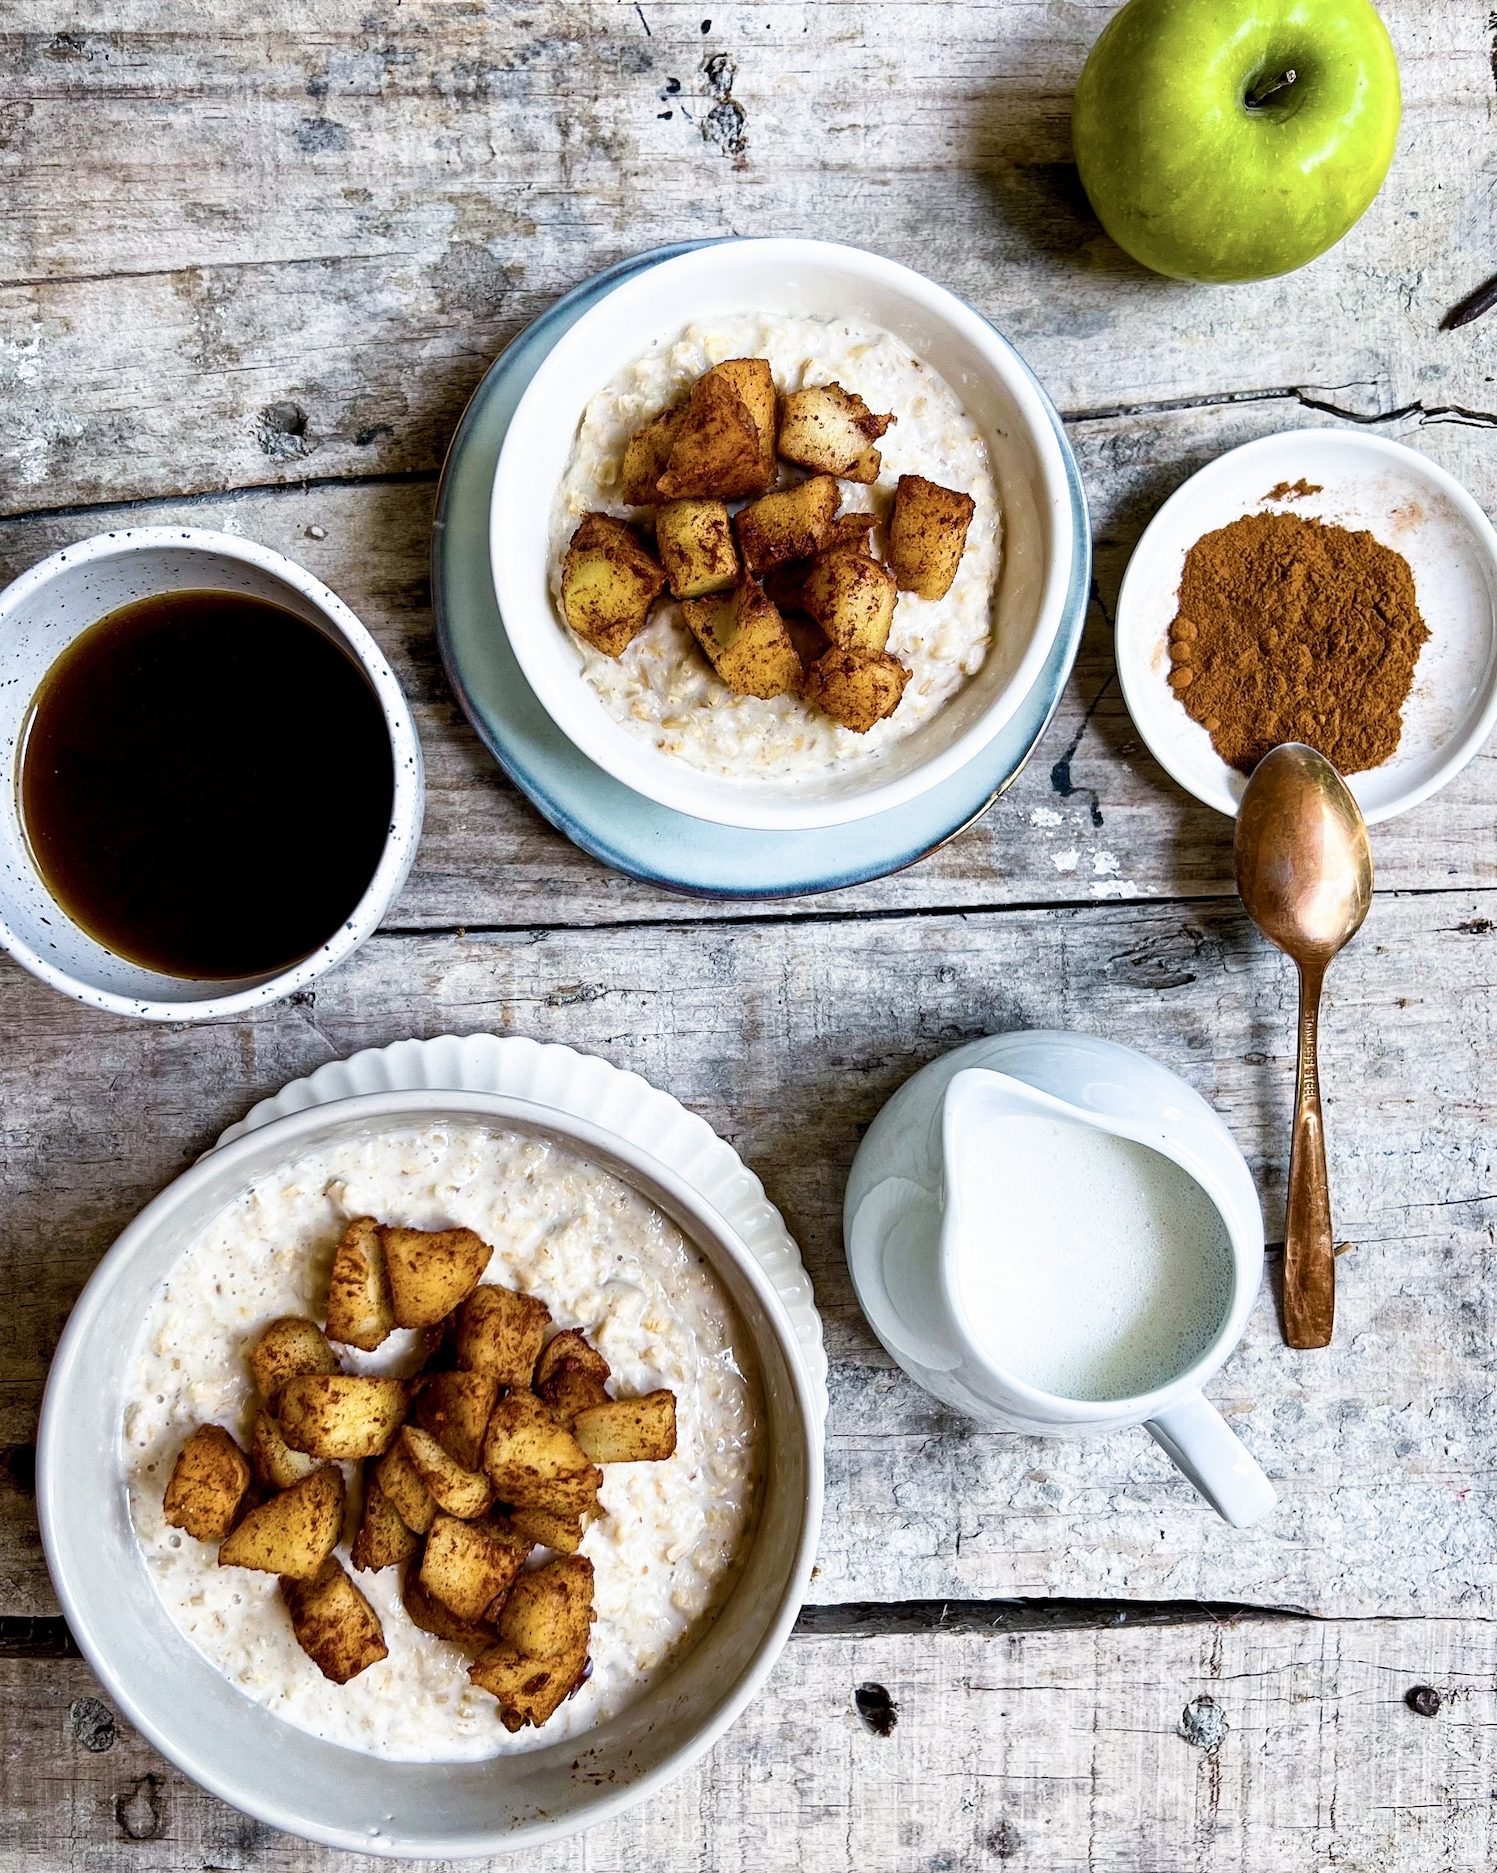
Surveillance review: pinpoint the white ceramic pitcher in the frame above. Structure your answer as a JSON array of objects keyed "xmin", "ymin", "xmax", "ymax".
[{"xmin": 844, "ymin": 1030, "xmax": 1275, "ymax": 1527}]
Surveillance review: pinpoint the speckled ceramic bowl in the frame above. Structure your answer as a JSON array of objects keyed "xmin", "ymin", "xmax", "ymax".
[{"xmin": 0, "ymin": 528, "xmax": 423, "ymax": 1019}]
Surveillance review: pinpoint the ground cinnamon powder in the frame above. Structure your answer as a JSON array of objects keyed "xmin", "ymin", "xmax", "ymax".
[{"xmin": 1166, "ymin": 510, "xmax": 1428, "ymax": 775}]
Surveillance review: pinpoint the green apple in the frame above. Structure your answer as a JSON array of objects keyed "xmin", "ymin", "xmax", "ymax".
[{"xmin": 1072, "ymin": 0, "xmax": 1401, "ymax": 284}]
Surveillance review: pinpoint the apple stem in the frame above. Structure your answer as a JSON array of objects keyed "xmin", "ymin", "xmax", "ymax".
[{"xmin": 1246, "ymin": 67, "xmax": 1297, "ymax": 108}]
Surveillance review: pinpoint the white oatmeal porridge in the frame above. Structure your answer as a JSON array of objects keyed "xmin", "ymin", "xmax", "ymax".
[
  {"xmin": 124, "ymin": 1122, "xmax": 761, "ymax": 1762},
  {"xmin": 549, "ymin": 312, "xmax": 1001, "ymax": 777}
]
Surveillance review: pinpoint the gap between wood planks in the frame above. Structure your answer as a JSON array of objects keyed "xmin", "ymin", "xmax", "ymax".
[
  {"xmin": 4, "ymin": 382, "xmax": 1494, "ymax": 532},
  {"xmin": 0, "ymin": 1599, "xmax": 1311, "ymax": 1662},
  {"xmin": 373, "ymin": 877, "xmax": 1497, "ymax": 941}
]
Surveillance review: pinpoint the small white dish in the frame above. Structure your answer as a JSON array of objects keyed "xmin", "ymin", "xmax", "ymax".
[
  {"xmin": 38, "ymin": 1036, "xmax": 824, "ymax": 1858},
  {"xmin": 0, "ymin": 528, "xmax": 423, "ymax": 1021},
  {"xmin": 845, "ymin": 1030, "xmax": 1274, "ymax": 1528},
  {"xmin": 490, "ymin": 238, "xmax": 1078, "ymax": 833},
  {"xmin": 1115, "ymin": 430, "xmax": 1497, "ymax": 824}
]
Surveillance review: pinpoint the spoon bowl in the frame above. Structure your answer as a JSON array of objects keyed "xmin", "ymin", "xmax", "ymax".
[{"xmin": 1234, "ymin": 744, "xmax": 1374, "ymax": 1349}]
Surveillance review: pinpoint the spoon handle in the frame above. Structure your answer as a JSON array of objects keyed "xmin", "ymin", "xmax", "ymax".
[{"xmin": 1284, "ymin": 961, "xmax": 1335, "ymax": 1348}]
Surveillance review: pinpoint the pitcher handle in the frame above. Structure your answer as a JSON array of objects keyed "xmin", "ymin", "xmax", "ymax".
[{"xmin": 1147, "ymin": 1391, "xmax": 1276, "ymax": 1527}]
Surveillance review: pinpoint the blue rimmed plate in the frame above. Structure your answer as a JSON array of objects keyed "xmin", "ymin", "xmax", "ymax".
[{"xmin": 433, "ymin": 243, "xmax": 1090, "ymax": 898}]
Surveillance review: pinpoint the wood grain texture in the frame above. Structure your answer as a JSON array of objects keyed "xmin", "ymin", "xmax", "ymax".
[
  {"xmin": 5, "ymin": 1619, "xmax": 1494, "ymax": 1869},
  {"xmin": 4, "ymin": 890, "xmax": 1495, "ymax": 1618},
  {"xmin": 1, "ymin": 399, "xmax": 1493, "ymax": 935},
  {"xmin": 1, "ymin": 3, "xmax": 1493, "ymax": 513}
]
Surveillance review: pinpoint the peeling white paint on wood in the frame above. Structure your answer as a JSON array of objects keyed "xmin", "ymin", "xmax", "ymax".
[
  {"xmin": 4, "ymin": 0, "xmax": 1494, "ymax": 1856},
  {"xmin": 2, "ymin": 892, "xmax": 1494, "ymax": 1618},
  {"xmin": 0, "ymin": 4, "xmax": 1493, "ymax": 510},
  {"xmin": 1, "ymin": 396, "xmax": 1495, "ymax": 937},
  {"xmin": 4, "ymin": 1621, "xmax": 1494, "ymax": 1870}
]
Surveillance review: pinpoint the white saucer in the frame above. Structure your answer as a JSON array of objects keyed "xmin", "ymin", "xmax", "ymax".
[{"xmin": 1115, "ymin": 429, "xmax": 1497, "ymax": 823}]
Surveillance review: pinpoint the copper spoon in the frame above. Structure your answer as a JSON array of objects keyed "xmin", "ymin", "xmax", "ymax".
[{"xmin": 1234, "ymin": 744, "xmax": 1373, "ymax": 1348}]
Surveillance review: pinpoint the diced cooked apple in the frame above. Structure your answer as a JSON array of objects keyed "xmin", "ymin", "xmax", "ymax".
[
  {"xmin": 163, "ymin": 1424, "xmax": 252, "ymax": 1541},
  {"xmin": 468, "ymin": 1635, "xmax": 589, "ymax": 1733},
  {"xmin": 281, "ymin": 1558, "xmax": 388, "ymax": 1683},
  {"xmin": 534, "ymin": 1329, "xmax": 611, "ymax": 1425},
  {"xmin": 656, "ymin": 499, "xmax": 739, "ymax": 599},
  {"xmin": 277, "ymin": 1374, "xmax": 408, "ymax": 1460},
  {"xmin": 379, "ymin": 1224, "xmax": 492, "ymax": 1330},
  {"xmin": 573, "ymin": 1391, "xmax": 678, "ymax": 1464},
  {"xmin": 734, "ymin": 475, "xmax": 840, "ymax": 573},
  {"xmin": 657, "ymin": 370, "xmax": 767, "ymax": 502},
  {"xmin": 400, "ymin": 1425, "xmax": 494, "ymax": 1520},
  {"xmin": 777, "ymin": 382, "xmax": 893, "ymax": 482},
  {"xmin": 805, "ymin": 646, "xmax": 910, "ymax": 733},
  {"xmin": 559, "ymin": 514, "xmax": 667, "ymax": 658},
  {"xmin": 350, "ymin": 1477, "xmax": 420, "ymax": 1571},
  {"xmin": 482, "ymin": 1390, "xmax": 602, "ymax": 1517},
  {"xmin": 823, "ymin": 510, "xmax": 877, "ymax": 554},
  {"xmin": 681, "ymin": 579, "xmax": 804, "ymax": 700},
  {"xmin": 887, "ymin": 474, "xmax": 975, "ymax": 599},
  {"xmin": 456, "ymin": 1284, "xmax": 552, "ymax": 1388},
  {"xmin": 218, "ymin": 1465, "xmax": 344, "ymax": 1578},
  {"xmin": 247, "ymin": 1316, "xmax": 338, "ymax": 1403},
  {"xmin": 250, "ymin": 1410, "xmax": 319, "ymax": 1490},
  {"xmin": 413, "ymin": 1370, "xmax": 500, "ymax": 1473},
  {"xmin": 801, "ymin": 551, "xmax": 897, "ymax": 655},
  {"xmin": 402, "ymin": 1564, "xmax": 495, "ymax": 1649},
  {"xmin": 619, "ymin": 400, "xmax": 685, "ymax": 505},
  {"xmin": 495, "ymin": 1555, "xmax": 595, "ymax": 1660},
  {"xmin": 507, "ymin": 1503, "xmax": 587, "ymax": 1555},
  {"xmin": 534, "ymin": 1328, "xmax": 610, "ymax": 1393},
  {"xmin": 704, "ymin": 357, "xmax": 778, "ymax": 491},
  {"xmin": 375, "ymin": 1432, "xmax": 439, "ymax": 1534},
  {"xmin": 324, "ymin": 1215, "xmax": 395, "ymax": 1353},
  {"xmin": 534, "ymin": 1357, "xmax": 608, "ymax": 1425},
  {"xmin": 421, "ymin": 1513, "xmax": 530, "ymax": 1623}
]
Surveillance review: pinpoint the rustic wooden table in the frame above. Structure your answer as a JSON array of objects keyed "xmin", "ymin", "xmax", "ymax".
[{"xmin": 3, "ymin": 2, "xmax": 1495, "ymax": 1866}]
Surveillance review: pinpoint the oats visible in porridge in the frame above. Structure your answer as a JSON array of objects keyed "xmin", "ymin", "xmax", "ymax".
[
  {"xmin": 125, "ymin": 1124, "xmax": 762, "ymax": 1762},
  {"xmin": 549, "ymin": 313, "xmax": 1001, "ymax": 777}
]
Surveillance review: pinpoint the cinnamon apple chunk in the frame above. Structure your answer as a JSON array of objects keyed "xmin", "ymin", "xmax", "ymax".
[
  {"xmin": 800, "ymin": 550, "xmax": 897, "ymax": 655},
  {"xmin": 469, "ymin": 1634, "xmax": 589, "ymax": 1733},
  {"xmin": 163, "ymin": 1424, "xmax": 252, "ymax": 1541},
  {"xmin": 734, "ymin": 474, "xmax": 840, "ymax": 573},
  {"xmin": 218, "ymin": 1465, "xmax": 344, "ymax": 1578},
  {"xmin": 281, "ymin": 1558, "xmax": 388, "ymax": 1683},
  {"xmin": 805, "ymin": 645, "xmax": 910, "ymax": 733},
  {"xmin": 325, "ymin": 1215, "xmax": 394, "ymax": 1352},
  {"xmin": 277, "ymin": 1374, "xmax": 408, "ymax": 1460},
  {"xmin": 482, "ymin": 1390, "xmax": 601, "ymax": 1517},
  {"xmin": 777, "ymin": 382, "xmax": 893, "ymax": 482},
  {"xmin": 656, "ymin": 370, "xmax": 766, "ymax": 502},
  {"xmin": 682, "ymin": 578, "xmax": 803, "ymax": 700},
  {"xmin": 560, "ymin": 514, "xmax": 667, "ymax": 658},
  {"xmin": 887, "ymin": 474, "xmax": 975, "ymax": 600},
  {"xmin": 619, "ymin": 400, "xmax": 685, "ymax": 505},
  {"xmin": 706, "ymin": 357, "xmax": 778, "ymax": 490},
  {"xmin": 573, "ymin": 1391, "xmax": 678, "ymax": 1464},
  {"xmin": 655, "ymin": 498, "xmax": 739, "ymax": 599}
]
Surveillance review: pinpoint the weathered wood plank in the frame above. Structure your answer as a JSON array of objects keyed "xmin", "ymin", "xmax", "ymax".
[
  {"xmin": 3, "ymin": 890, "xmax": 1495, "ymax": 1617},
  {"xmin": 3, "ymin": 1619, "xmax": 1492, "ymax": 1870},
  {"xmin": 1, "ymin": 2, "xmax": 1492, "ymax": 511},
  {"xmin": 0, "ymin": 399, "xmax": 1493, "ymax": 935}
]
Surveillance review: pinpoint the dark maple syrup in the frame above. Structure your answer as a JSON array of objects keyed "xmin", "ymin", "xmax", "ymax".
[{"xmin": 18, "ymin": 589, "xmax": 395, "ymax": 979}]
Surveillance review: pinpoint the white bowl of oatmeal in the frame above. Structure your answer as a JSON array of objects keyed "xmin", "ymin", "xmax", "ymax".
[
  {"xmin": 37, "ymin": 1087, "xmax": 821, "ymax": 1856},
  {"xmin": 491, "ymin": 238, "xmax": 1078, "ymax": 831}
]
